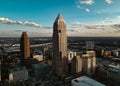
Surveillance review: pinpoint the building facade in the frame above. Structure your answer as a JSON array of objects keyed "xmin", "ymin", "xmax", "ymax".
[
  {"xmin": 71, "ymin": 76, "xmax": 105, "ymax": 86},
  {"xmin": 82, "ymin": 51, "xmax": 96, "ymax": 75},
  {"xmin": 86, "ymin": 41, "xmax": 94, "ymax": 51},
  {"xmin": 20, "ymin": 32, "xmax": 30, "ymax": 65},
  {"xmin": 52, "ymin": 14, "xmax": 68, "ymax": 76},
  {"xmin": 71, "ymin": 56, "xmax": 82, "ymax": 74},
  {"xmin": 9, "ymin": 67, "xmax": 28, "ymax": 82}
]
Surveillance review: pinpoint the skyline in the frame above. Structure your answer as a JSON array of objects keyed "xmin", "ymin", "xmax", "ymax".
[{"xmin": 0, "ymin": 0, "xmax": 120, "ymax": 37}]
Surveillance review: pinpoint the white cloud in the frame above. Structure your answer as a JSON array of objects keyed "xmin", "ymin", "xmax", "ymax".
[
  {"xmin": 76, "ymin": 5, "xmax": 82, "ymax": 9},
  {"xmin": 117, "ymin": 16, "xmax": 120, "ymax": 19},
  {"xmin": 0, "ymin": 17, "xmax": 15, "ymax": 24},
  {"xmin": 94, "ymin": 9, "xmax": 107, "ymax": 14},
  {"xmin": 105, "ymin": 0, "xmax": 112, "ymax": 4},
  {"xmin": 72, "ymin": 21, "xmax": 120, "ymax": 32},
  {"xmin": 101, "ymin": 16, "xmax": 120, "ymax": 25},
  {"xmin": 0, "ymin": 17, "xmax": 42, "ymax": 28},
  {"xmin": 77, "ymin": 5, "xmax": 90, "ymax": 12},
  {"xmin": 79, "ymin": 0, "xmax": 94, "ymax": 5},
  {"xmin": 85, "ymin": 8, "xmax": 90, "ymax": 12}
]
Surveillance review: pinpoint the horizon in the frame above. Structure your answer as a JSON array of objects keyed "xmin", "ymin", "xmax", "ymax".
[{"xmin": 0, "ymin": 0, "xmax": 120, "ymax": 37}]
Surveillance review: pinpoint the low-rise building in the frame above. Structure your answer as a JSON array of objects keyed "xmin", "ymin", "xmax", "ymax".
[
  {"xmin": 71, "ymin": 76, "xmax": 105, "ymax": 86},
  {"xmin": 31, "ymin": 62, "xmax": 51, "ymax": 77},
  {"xmin": 33, "ymin": 54, "xmax": 44, "ymax": 61},
  {"xmin": 8, "ymin": 67, "xmax": 28, "ymax": 82},
  {"xmin": 97, "ymin": 64, "xmax": 120, "ymax": 83}
]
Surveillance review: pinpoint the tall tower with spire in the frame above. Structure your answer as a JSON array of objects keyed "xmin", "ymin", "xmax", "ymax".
[
  {"xmin": 20, "ymin": 32, "xmax": 30, "ymax": 65},
  {"xmin": 53, "ymin": 14, "xmax": 68, "ymax": 76}
]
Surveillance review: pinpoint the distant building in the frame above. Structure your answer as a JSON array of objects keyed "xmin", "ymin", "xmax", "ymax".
[
  {"xmin": 101, "ymin": 50, "xmax": 111, "ymax": 57},
  {"xmin": 86, "ymin": 41, "xmax": 94, "ymax": 51},
  {"xmin": 97, "ymin": 65, "xmax": 120, "ymax": 83},
  {"xmin": 33, "ymin": 54, "xmax": 44, "ymax": 61},
  {"xmin": 82, "ymin": 51, "xmax": 96, "ymax": 75},
  {"xmin": 113, "ymin": 48, "xmax": 120, "ymax": 57},
  {"xmin": 20, "ymin": 32, "xmax": 30, "ymax": 65},
  {"xmin": 67, "ymin": 51, "xmax": 76, "ymax": 62},
  {"xmin": 52, "ymin": 14, "xmax": 68, "ymax": 76},
  {"xmin": 8, "ymin": 67, "xmax": 28, "ymax": 82},
  {"xmin": 31, "ymin": 62, "xmax": 51, "ymax": 77},
  {"xmin": 71, "ymin": 76, "xmax": 105, "ymax": 86}
]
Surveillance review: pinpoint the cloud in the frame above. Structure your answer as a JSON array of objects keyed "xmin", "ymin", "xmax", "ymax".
[
  {"xmin": 72, "ymin": 22, "xmax": 99, "ymax": 29},
  {"xmin": 71, "ymin": 21, "xmax": 120, "ymax": 35},
  {"xmin": 105, "ymin": 0, "xmax": 112, "ymax": 4},
  {"xmin": 101, "ymin": 16, "xmax": 120, "ymax": 25},
  {"xmin": 14, "ymin": 30, "xmax": 25, "ymax": 32},
  {"xmin": 79, "ymin": 0, "xmax": 94, "ymax": 5},
  {"xmin": 77, "ymin": 5, "xmax": 90, "ymax": 12},
  {"xmin": 0, "ymin": 17, "xmax": 42, "ymax": 28},
  {"xmin": 85, "ymin": 8, "xmax": 90, "ymax": 12},
  {"xmin": 0, "ymin": 17, "xmax": 15, "ymax": 24},
  {"xmin": 117, "ymin": 16, "xmax": 120, "ymax": 19},
  {"xmin": 94, "ymin": 9, "xmax": 108, "ymax": 14},
  {"xmin": 67, "ymin": 29, "xmax": 80, "ymax": 32},
  {"xmin": 111, "ymin": 24, "xmax": 120, "ymax": 29},
  {"xmin": 43, "ymin": 26, "xmax": 52, "ymax": 29}
]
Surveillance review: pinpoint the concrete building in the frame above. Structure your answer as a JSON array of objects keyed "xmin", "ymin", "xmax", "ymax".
[
  {"xmin": 33, "ymin": 54, "xmax": 44, "ymax": 61},
  {"xmin": 97, "ymin": 65, "xmax": 120, "ymax": 83},
  {"xmin": 87, "ymin": 51, "xmax": 96, "ymax": 73},
  {"xmin": 71, "ymin": 76, "xmax": 105, "ymax": 86},
  {"xmin": 71, "ymin": 56, "xmax": 82, "ymax": 74},
  {"xmin": 101, "ymin": 50, "xmax": 111, "ymax": 57},
  {"xmin": 20, "ymin": 32, "xmax": 30, "ymax": 65},
  {"xmin": 82, "ymin": 51, "xmax": 96, "ymax": 75},
  {"xmin": 31, "ymin": 62, "xmax": 51, "ymax": 77},
  {"xmin": 52, "ymin": 14, "xmax": 68, "ymax": 76},
  {"xmin": 86, "ymin": 41, "xmax": 94, "ymax": 51},
  {"xmin": 67, "ymin": 51, "xmax": 76, "ymax": 62},
  {"xmin": 113, "ymin": 48, "xmax": 120, "ymax": 57},
  {"xmin": 8, "ymin": 67, "xmax": 28, "ymax": 82}
]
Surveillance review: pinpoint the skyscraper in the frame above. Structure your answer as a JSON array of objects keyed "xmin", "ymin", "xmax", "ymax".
[
  {"xmin": 53, "ymin": 14, "xmax": 68, "ymax": 76},
  {"xmin": 20, "ymin": 32, "xmax": 30, "ymax": 65}
]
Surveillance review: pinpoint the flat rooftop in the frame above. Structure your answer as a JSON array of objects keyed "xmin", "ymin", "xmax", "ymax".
[{"xmin": 71, "ymin": 76, "xmax": 105, "ymax": 86}]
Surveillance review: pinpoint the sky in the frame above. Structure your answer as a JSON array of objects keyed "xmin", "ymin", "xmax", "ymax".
[{"xmin": 0, "ymin": 0, "xmax": 120, "ymax": 37}]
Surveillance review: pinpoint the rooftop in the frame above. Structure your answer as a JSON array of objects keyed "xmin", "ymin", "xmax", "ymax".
[
  {"xmin": 32, "ymin": 62, "xmax": 49, "ymax": 69},
  {"xmin": 71, "ymin": 76, "xmax": 105, "ymax": 86},
  {"xmin": 54, "ymin": 13, "xmax": 66, "ymax": 24}
]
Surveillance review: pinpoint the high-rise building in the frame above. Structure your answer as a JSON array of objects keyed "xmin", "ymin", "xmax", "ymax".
[
  {"xmin": 20, "ymin": 32, "xmax": 30, "ymax": 65},
  {"xmin": 82, "ymin": 51, "xmax": 96, "ymax": 75},
  {"xmin": 71, "ymin": 56, "xmax": 82, "ymax": 74},
  {"xmin": 52, "ymin": 14, "xmax": 68, "ymax": 76}
]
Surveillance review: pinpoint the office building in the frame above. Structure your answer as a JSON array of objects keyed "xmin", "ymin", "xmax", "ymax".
[
  {"xmin": 20, "ymin": 32, "xmax": 30, "ymax": 65},
  {"xmin": 52, "ymin": 14, "xmax": 68, "ymax": 76}
]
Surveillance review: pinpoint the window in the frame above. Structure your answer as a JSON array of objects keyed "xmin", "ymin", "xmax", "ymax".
[{"xmin": 59, "ymin": 30, "xmax": 61, "ymax": 33}]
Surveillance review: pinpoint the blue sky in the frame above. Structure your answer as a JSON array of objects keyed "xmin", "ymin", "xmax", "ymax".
[{"xmin": 0, "ymin": 0, "xmax": 120, "ymax": 37}]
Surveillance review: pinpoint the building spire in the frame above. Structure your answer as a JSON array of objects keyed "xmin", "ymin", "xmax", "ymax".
[
  {"xmin": 54, "ymin": 13, "xmax": 65, "ymax": 24},
  {"xmin": 58, "ymin": 13, "xmax": 61, "ymax": 18}
]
